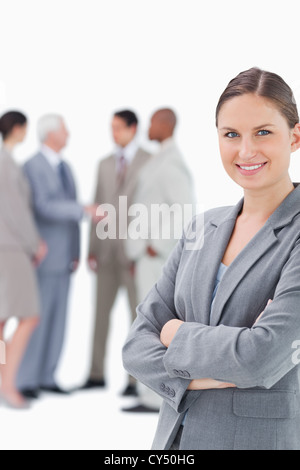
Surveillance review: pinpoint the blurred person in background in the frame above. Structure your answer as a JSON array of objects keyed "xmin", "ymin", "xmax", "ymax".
[
  {"xmin": 123, "ymin": 108, "xmax": 196, "ymax": 412},
  {"xmin": 83, "ymin": 110, "xmax": 151, "ymax": 396},
  {"xmin": 17, "ymin": 114, "xmax": 98, "ymax": 399},
  {"xmin": 0, "ymin": 111, "xmax": 47, "ymax": 409}
]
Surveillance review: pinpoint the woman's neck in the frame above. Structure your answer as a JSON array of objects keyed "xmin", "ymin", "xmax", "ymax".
[
  {"xmin": 242, "ymin": 178, "xmax": 295, "ymax": 221},
  {"xmin": 3, "ymin": 137, "xmax": 16, "ymax": 152}
]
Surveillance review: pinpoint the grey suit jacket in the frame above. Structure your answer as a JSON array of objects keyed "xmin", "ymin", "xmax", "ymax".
[
  {"xmin": 89, "ymin": 147, "xmax": 151, "ymax": 267},
  {"xmin": 23, "ymin": 152, "xmax": 82, "ymax": 273},
  {"xmin": 0, "ymin": 147, "xmax": 40, "ymax": 256},
  {"xmin": 123, "ymin": 184, "xmax": 300, "ymax": 450}
]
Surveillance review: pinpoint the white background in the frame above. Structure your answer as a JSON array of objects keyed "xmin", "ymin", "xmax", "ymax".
[{"xmin": 1, "ymin": 0, "xmax": 300, "ymax": 450}]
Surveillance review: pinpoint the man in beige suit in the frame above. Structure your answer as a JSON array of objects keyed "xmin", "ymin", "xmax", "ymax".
[{"xmin": 83, "ymin": 110, "xmax": 151, "ymax": 395}]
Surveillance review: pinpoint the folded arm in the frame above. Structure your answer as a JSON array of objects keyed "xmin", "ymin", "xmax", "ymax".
[
  {"xmin": 163, "ymin": 241, "xmax": 300, "ymax": 389},
  {"xmin": 123, "ymin": 235, "xmax": 201, "ymax": 412}
]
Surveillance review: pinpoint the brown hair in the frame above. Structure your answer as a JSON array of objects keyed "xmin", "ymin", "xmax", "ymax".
[
  {"xmin": 216, "ymin": 67, "xmax": 299, "ymax": 129},
  {"xmin": 0, "ymin": 111, "xmax": 27, "ymax": 140}
]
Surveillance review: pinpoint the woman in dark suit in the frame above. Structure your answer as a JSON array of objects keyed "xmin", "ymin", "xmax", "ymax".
[
  {"xmin": 123, "ymin": 68, "xmax": 300, "ymax": 449},
  {"xmin": 0, "ymin": 111, "xmax": 47, "ymax": 408}
]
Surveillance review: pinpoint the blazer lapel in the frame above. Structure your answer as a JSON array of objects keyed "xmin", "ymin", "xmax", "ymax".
[
  {"xmin": 210, "ymin": 221, "xmax": 278, "ymax": 326},
  {"xmin": 209, "ymin": 185, "xmax": 300, "ymax": 326},
  {"xmin": 122, "ymin": 148, "xmax": 146, "ymax": 198},
  {"xmin": 191, "ymin": 201, "xmax": 243, "ymax": 326},
  {"xmin": 39, "ymin": 153, "xmax": 61, "ymax": 190}
]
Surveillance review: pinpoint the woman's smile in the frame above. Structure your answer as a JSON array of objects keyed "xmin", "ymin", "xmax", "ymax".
[{"xmin": 236, "ymin": 161, "xmax": 268, "ymax": 176}]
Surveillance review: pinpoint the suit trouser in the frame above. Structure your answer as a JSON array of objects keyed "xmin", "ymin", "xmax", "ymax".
[
  {"xmin": 90, "ymin": 261, "xmax": 137, "ymax": 383},
  {"xmin": 17, "ymin": 271, "xmax": 70, "ymax": 389},
  {"xmin": 135, "ymin": 255, "xmax": 164, "ymax": 409}
]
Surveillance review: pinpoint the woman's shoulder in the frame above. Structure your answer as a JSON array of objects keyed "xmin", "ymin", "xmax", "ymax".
[
  {"xmin": 0, "ymin": 147, "xmax": 12, "ymax": 171},
  {"xmin": 183, "ymin": 205, "xmax": 236, "ymax": 250},
  {"xmin": 191, "ymin": 204, "xmax": 237, "ymax": 228}
]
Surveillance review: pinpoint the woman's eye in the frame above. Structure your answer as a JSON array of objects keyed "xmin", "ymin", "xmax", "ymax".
[
  {"xmin": 225, "ymin": 132, "xmax": 239, "ymax": 138},
  {"xmin": 257, "ymin": 129, "xmax": 270, "ymax": 136}
]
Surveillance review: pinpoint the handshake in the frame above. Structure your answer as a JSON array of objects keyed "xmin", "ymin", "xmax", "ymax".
[{"xmin": 83, "ymin": 204, "xmax": 106, "ymax": 224}]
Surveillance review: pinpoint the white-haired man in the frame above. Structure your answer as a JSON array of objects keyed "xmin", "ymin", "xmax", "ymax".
[{"xmin": 17, "ymin": 114, "xmax": 97, "ymax": 398}]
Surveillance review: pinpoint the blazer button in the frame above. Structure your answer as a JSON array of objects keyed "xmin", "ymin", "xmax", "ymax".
[
  {"xmin": 173, "ymin": 369, "xmax": 179, "ymax": 375},
  {"xmin": 160, "ymin": 383, "xmax": 166, "ymax": 392},
  {"xmin": 170, "ymin": 389, "xmax": 176, "ymax": 397},
  {"xmin": 183, "ymin": 370, "xmax": 191, "ymax": 378}
]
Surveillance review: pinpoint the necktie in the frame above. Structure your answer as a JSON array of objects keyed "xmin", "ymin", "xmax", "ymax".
[
  {"xmin": 117, "ymin": 155, "xmax": 127, "ymax": 187},
  {"xmin": 58, "ymin": 161, "xmax": 70, "ymax": 195}
]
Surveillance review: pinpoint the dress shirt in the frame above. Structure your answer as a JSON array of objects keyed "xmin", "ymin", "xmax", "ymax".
[
  {"xmin": 114, "ymin": 138, "xmax": 138, "ymax": 172},
  {"xmin": 40, "ymin": 144, "xmax": 62, "ymax": 169}
]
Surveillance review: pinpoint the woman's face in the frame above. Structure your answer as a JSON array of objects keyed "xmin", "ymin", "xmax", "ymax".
[
  {"xmin": 217, "ymin": 93, "xmax": 300, "ymax": 192},
  {"xmin": 14, "ymin": 123, "xmax": 28, "ymax": 143}
]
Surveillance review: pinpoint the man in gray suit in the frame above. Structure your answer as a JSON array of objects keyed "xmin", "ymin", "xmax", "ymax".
[
  {"xmin": 83, "ymin": 110, "xmax": 151, "ymax": 395},
  {"xmin": 17, "ymin": 114, "xmax": 97, "ymax": 398}
]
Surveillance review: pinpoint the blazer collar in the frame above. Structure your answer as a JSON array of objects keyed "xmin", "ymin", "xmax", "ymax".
[
  {"xmin": 192, "ymin": 184, "xmax": 300, "ymax": 327},
  {"xmin": 268, "ymin": 183, "xmax": 300, "ymax": 229},
  {"xmin": 210, "ymin": 183, "xmax": 300, "ymax": 230}
]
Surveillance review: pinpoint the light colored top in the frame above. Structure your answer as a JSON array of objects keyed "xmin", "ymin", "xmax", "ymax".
[
  {"xmin": 40, "ymin": 144, "xmax": 62, "ymax": 169},
  {"xmin": 211, "ymin": 263, "xmax": 228, "ymax": 310},
  {"xmin": 115, "ymin": 138, "xmax": 139, "ymax": 169}
]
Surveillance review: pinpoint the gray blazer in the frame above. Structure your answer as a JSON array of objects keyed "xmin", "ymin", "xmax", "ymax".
[
  {"xmin": 0, "ymin": 147, "xmax": 40, "ymax": 256},
  {"xmin": 123, "ymin": 184, "xmax": 300, "ymax": 450},
  {"xmin": 23, "ymin": 152, "xmax": 82, "ymax": 273},
  {"xmin": 89, "ymin": 147, "xmax": 151, "ymax": 267}
]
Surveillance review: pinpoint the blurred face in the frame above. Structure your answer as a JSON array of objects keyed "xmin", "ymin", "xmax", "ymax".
[
  {"xmin": 47, "ymin": 119, "xmax": 69, "ymax": 152},
  {"xmin": 111, "ymin": 116, "xmax": 136, "ymax": 147},
  {"xmin": 148, "ymin": 114, "xmax": 163, "ymax": 142},
  {"xmin": 217, "ymin": 93, "xmax": 300, "ymax": 192},
  {"xmin": 14, "ymin": 123, "xmax": 28, "ymax": 143}
]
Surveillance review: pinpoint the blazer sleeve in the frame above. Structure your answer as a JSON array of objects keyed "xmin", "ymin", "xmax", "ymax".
[
  {"xmin": 123, "ymin": 229, "xmax": 202, "ymax": 413},
  {"xmin": 88, "ymin": 161, "xmax": 102, "ymax": 257},
  {"xmin": 0, "ymin": 164, "xmax": 40, "ymax": 256},
  {"xmin": 23, "ymin": 162, "xmax": 84, "ymax": 223},
  {"xmin": 163, "ymin": 238, "xmax": 300, "ymax": 390}
]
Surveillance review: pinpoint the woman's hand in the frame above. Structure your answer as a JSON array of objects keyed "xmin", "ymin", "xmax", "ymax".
[
  {"xmin": 161, "ymin": 300, "xmax": 273, "ymax": 391},
  {"xmin": 160, "ymin": 320, "xmax": 236, "ymax": 390},
  {"xmin": 187, "ymin": 378, "xmax": 236, "ymax": 390},
  {"xmin": 160, "ymin": 320, "xmax": 237, "ymax": 390},
  {"xmin": 160, "ymin": 319, "xmax": 184, "ymax": 348},
  {"xmin": 254, "ymin": 299, "xmax": 272, "ymax": 325},
  {"xmin": 33, "ymin": 240, "xmax": 48, "ymax": 267},
  {"xmin": 186, "ymin": 301, "xmax": 272, "ymax": 391}
]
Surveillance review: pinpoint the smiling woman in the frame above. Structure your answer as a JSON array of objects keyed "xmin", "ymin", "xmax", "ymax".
[
  {"xmin": 216, "ymin": 68, "xmax": 300, "ymax": 196},
  {"xmin": 123, "ymin": 67, "xmax": 300, "ymax": 450}
]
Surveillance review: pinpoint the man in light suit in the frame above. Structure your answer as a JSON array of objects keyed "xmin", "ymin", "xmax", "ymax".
[
  {"xmin": 123, "ymin": 108, "xmax": 196, "ymax": 412},
  {"xmin": 83, "ymin": 110, "xmax": 151, "ymax": 395},
  {"xmin": 17, "ymin": 114, "xmax": 97, "ymax": 398}
]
